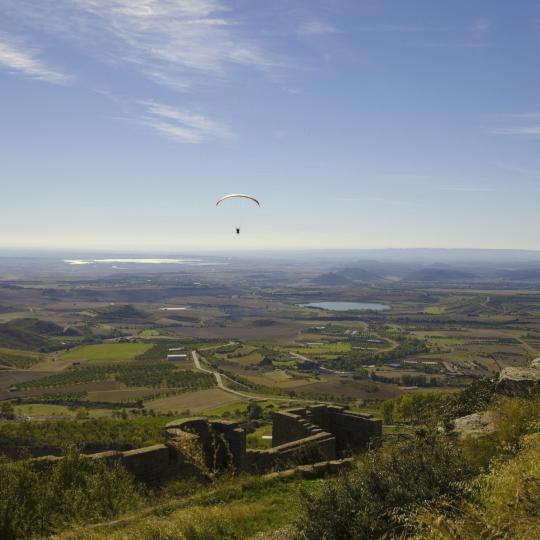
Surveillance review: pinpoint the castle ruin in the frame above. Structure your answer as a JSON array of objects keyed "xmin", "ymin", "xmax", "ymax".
[{"xmin": 33, "ymin": 404, "xmax": 382, "ymax": 484}]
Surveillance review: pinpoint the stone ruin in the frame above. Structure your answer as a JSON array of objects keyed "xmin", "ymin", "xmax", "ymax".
[
  {"xmin": 166, "ymin": 404, "xmax": 382, "ymax": 476},
  {"xmin": 33, "ymin": 404, "xmax": 382, "ymax": 485}
]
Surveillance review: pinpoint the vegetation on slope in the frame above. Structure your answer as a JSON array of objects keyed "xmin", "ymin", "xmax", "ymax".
[
  {"xmin": 0, "ymin": 418, "xmax": 167, "ymax": 453},
  {"xmin": 297, "ymin": 395, "xmax": 540, "ymax": 540},
  {"xmin": 0, "ymin": 445, "xmax": 141, "ymax": 539}
]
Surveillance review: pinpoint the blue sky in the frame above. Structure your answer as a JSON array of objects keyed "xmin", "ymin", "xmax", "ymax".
[{"xmin": 1, "ymin": 0, "xmax": 540, "ymax": 251}]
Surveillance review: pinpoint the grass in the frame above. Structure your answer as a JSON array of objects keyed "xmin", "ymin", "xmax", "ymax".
[
  {"xmin": 139, "ymin": 329, "xmax": 160, "ymax": 337},
  {"xmin": 0, "ymin": 347, "xmax": 43, "ymax": 369},
  {"xmin": 60, "ymin": 474, "xmax": 319, "ymax": 540},
  {"xmin": 61, "ymin": 343, "xmax": 151, "ymax": 365},
  {"xmin": 247, "ymin": 424, "xmax": 273, "ymax": 449},
  {"xmin": 290, "ymin": 342, "xmax": 352, "ymax": 356},
  {"xmin": 424, "ymin": 306, "xmax": 446, "ymax": 314}
]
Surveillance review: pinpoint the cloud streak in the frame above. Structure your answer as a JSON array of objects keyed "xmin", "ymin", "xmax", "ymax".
[
  {"xmin": 298, "ymin": 19, "xmax": 339, "ymax": 36},
  {"xmin": 491, "ymin": 126, "xmax": 540, "ymax": 135},
  {"xmin": 3, "ymin": 0, "xmax": 275, "ymax": 89},
  {"xmin": 489, "ymin": 113, "xmax": 540, "ymax": 136},
  {"xmin": 438, "ymin": 185, "xmax": 494, "ymax": 193},
  {"xmin": 138, "ymin": 100, "xmax": 233, "ymax": 143},
  {"xmin": 0, "ymin": 38, "xmax": 72, "ymax": 84}
]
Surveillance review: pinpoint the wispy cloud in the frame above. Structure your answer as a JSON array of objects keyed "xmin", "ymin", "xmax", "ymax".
[
  {"xmin": 489, "ymin": 113, "xmax": 540, "ymax": 136},
  {"xmin": 4, "ymin": 0, "xmax": 275, "ymax": 89},
  {"xmin": 298, "ymin": 19, "xmax": 339, "ymax": 36},
  {"xmin": 491, "ymin": 126, "xmax": 540, "ymax": 135},
  {"xmin": 331, "ymin": 196, "xmax": 413, "ymax": 206},
  {"xmin": 438, "ymin": 185, "xmax": 494, "ymax": 193},
  {"xmin": 355, "ymin": 24, "xmax": 431, "ymax": 33},
  {"xmin": 137, "ymin": 100, "xmax": 233, "ymax": 144},
  {"xmin": 496, "ymin": 163, "xmax": 540, "ymax": 177},
  {"xmin": 0, "ymin": 38, "xmax": 72, "ymax": 84},
  {"xmin": 471, "ymin": 17, "xmax": 493, "ymax": 45}
]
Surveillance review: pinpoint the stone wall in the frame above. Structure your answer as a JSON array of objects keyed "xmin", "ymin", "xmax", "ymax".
[
  {"xmin": 271, "ymin": 407, "xmax": 326, "ymax": 446},
  {"xmin": 33, "ymin": 442, "xmax": 203, "ymax": 486},
  {"xmin": 272, "ymin": 405, "xmax": 382, "ymax": 455},
  {"xmin": 245, "ymin": 431, "xmax": 336, "ymax": 474},
  {"xmin": 163, "ymin": 404, "xmax": 381, "ymax": 475},
  {"xmin": 30, "ymin": 404, "xmax": 381, "ymax": 485},
  {"xmin": 165, "ymin": 417, "xmax": 245, "ymax": 471}
]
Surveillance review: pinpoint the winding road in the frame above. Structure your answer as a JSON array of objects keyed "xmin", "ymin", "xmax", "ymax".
[{"xmin": 191, "ymin": 350, "xmax": 321, "ymax": 404}]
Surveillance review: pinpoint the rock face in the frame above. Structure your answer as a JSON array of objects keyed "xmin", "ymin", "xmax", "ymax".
[
  {"xmin": 452, "ymin": 411, "xmax": 496, "ymax": 440},
  {"xmin": 496, "ymin": 359, "xmax": 540, "ymax": 397}
]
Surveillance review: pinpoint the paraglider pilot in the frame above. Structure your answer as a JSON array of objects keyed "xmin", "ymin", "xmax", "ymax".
[{"xmin": 215, "ymin": 194, "xmax": 260, "ymax": 236}]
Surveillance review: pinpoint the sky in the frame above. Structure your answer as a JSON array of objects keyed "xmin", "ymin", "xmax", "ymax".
[{"xmin": 1, "ymin": 0, "xmax": 540, "ymax": 251}]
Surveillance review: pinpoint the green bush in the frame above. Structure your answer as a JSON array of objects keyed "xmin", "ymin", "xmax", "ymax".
[
  {"xmin": 296, "ymin": 430, "xmax": 474, "ymax": 539},
  {"xmin": 0, "ymin": 446, "xmax": 141, "ymax": 538},
  {"xmin": 0, "ymin": 417, "xmax": 166, "ymax": 454},
  {"xmin": 404, "ymin": 432, "xmax": 540, "ymax": 540}
]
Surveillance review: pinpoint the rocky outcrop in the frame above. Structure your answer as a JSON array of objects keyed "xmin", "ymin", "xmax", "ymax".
[
  {"xmin": 496, "ymin": 358, "xmax": 540, "ymax": 397},
  {"xmin": 452, "ymin": 411, "xmax": 496, "ymax": 440}
]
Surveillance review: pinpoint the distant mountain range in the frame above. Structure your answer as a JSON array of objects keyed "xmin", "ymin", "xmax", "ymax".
[
  {"xmin": 402, "ymin": 268, "xmax": 477, "ymax": 282},
  {"xmin": 311, "ymin": 272, "xmax": 353, "ymax": 286},
  {"xmin": 312, "ymin": 265, "xmax": 481, "ymax": 285},
  {"xmin": 502, "ymin": 269, "xmax": 540, "ymax": 281}
]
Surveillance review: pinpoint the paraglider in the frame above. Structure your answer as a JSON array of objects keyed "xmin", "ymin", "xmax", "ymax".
[
  {"xmin": 216, "ymin": 194, "xmax": 260, "ymax": 235},
  {"xmin": 216, "ymin": 194, "xmax": 260, "ymax": 207}
]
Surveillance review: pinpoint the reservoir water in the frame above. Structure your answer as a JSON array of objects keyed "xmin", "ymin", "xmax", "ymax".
[{"xmin": 300, "ymin": 301, "xmax": 390, "ymax": 311}]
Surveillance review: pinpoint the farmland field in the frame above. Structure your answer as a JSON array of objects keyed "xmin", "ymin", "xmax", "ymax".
[
  {"xmin": 147, "ymin": 388, "xmax": 243, "ymax": 414},
  {"xmin": 60, "ymin": 343, "xmax": 151, "ymax": 364},
  {"xmin": 2, "ymin": 252, "xmax": 540, "ymax": 448}
]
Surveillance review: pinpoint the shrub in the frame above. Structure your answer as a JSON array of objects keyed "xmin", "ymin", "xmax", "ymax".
[
  {"xmin": 491, "ymin": 396, "xmax": 540, "ymax": 451},
  {"xmin": 0, "ymin": 445, "xmax": 141, "ymax": 538},
  {"xmin": 404, "ymin": 432, "xmax": 540, "ymax": 540},
  {"xmin": 296, "ymin": 430, "xmax": 474, "ymax": 539}
]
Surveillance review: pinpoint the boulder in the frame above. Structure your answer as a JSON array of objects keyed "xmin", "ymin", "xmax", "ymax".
[
  {"xmin": 530, "ymin": 358, "xmax": 540, "ymax": 369},
  {"xmin": 496, "ymin": 365, "xmax": 540, "ymax": 397},
  {"xmin": 452, "ymin": 411, "xmax": 496, "ymax": 440}
]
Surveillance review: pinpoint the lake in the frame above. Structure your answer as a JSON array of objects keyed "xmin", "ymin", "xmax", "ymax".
[{"xmin": 300, "ymin": 301, "xmax": 390, "ymax": 311}]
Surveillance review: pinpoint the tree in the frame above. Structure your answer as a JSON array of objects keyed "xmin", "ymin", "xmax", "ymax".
[
  {"xmin": 75, "ymin": 407, "xmax": 89, "ymax": 420},
  {"xmin": 0, "ymin": 401, "xmax": 15, "ymax": 420},
  {"xmin": 247, "ymin": 402, "xmax": 262, "ymax": 420},
  {"xmin": 380, "ymin": 401, "xmax": 394, "ymax": 425}
]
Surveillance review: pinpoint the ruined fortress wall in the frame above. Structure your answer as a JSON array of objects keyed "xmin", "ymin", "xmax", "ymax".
[
  {"xmin": 245, "ymin": 432, "xmax": 336, "ymax": 474},
  {"xmin": 121, "ymin": 444, "xmax": 181, "ymax": 485},
  {"xmin": 272, "ymin": 405, "xmax": 382, "ymax": 455},
  {"xmin": 30, "ymin": 404, "xmax": 381, "ymax": 486},
  {"xmin": 331, "ymin": 410, "xmax": 382, "ymax": 452},
  {"xmin": 271, "ymin": 408, "xmax": 322, "ymax": 447},
  {"xmin": 32, "ymin": 443, "xmax": 203, "ymax": 486},
  {"xmin": 165, "ymin": 417, "xmax": 246, "ymax": 471}
]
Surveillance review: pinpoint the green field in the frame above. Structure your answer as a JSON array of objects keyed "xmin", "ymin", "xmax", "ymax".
[
  {"xmin": 424, "ymin": 306, "xmax": 447, "ymax": 314},
  {"xmin": 291, "ymin": 342, "xmax": 351, "ymax": 355},
  {"xmin": 14, "ymin": 403, "xmax": 113, "ymax": 418},
  {"xmin": 61, "ymin": 343, "xmax": 151, "ymax": 364}
]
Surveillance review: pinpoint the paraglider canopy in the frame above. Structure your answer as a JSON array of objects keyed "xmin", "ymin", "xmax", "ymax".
[{"xmin": 216, "ymin": 194, "xmax": 260, "ymax": 206}]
